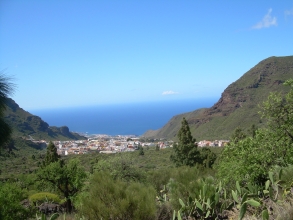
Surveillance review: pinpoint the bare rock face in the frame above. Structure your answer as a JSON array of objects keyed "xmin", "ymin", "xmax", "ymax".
[{"xmin": 38, "ymin": 202, "xmax": 63, "ymax": 214}]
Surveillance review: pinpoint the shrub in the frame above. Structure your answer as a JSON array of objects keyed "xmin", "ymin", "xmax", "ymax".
[
  {"xmin": 166, "ymin": 166, "xmax": 216, "ymax": 211},
  {"xmin": 147, "ymin": 168, "xmax": 172, "ymax": 192},
  {"xmin": 29, "ymin": 192, "xmax": 61, "ymax": 205},
  {"xmin": 0, "ymin": 182, "xmax": 32, "ymax": 220},
  {"xmin": 77, "ymin": 171, "xmax": 157, "ymax": 220},
  {"xmin": 94, "ymin": 155, "xmax": 146, "ymax": 182}
]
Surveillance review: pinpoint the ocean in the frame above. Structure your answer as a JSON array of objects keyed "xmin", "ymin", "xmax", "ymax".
[{"xmin": 30, "ymin": 98, "xmax": 218, "ymax": 136}]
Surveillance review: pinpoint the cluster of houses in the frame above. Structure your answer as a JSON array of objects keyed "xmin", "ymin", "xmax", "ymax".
[
  {"xmin": 197, "ymin": 140, "xmax": 229, "ymax": 147},
  {"xmin": 33, "ymin": 135, "xmax": 229, "ymax": 156},
  {"xmin": 52, "ymin": 135, "xmax": 158, "ymax": 156}
]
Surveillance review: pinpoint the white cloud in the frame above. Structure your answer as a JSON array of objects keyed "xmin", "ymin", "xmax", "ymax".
[
  {"xmin": 162, "ymin": 90, "xmax": 178, "ymax": 95},
  {"xmin": 252, "ymin": 8, "xmax": 277, "ymax": 29},
  {"xmin": 285, "ymin": 8, "xmax": 293, "ymax": 17}
]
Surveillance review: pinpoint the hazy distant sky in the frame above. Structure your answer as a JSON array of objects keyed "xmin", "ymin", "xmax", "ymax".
[{"xmin": 1, "ymin": 0, "xmax": 293, "ymax": 110}]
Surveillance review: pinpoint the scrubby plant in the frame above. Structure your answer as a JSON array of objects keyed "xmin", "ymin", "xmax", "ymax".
[
  {"xmin": 29, "ymin": 192, "xmax": 61, "ymax": 205},
  {"xmin": 147, "ymin": 168, "xmax": 173, "ymax": 192},
  {"xmin": 165, "ymin": 166, "xmax": 216, "ymax": 211},
  {"xmin": 94, "ymin": 154, "xmax": 147, "ymax": 182},
  {"xmin": 76, "ymin": 171, "xmax": 157, "ymax": 220},
  {"xmin": 0, "ymin": 182, "xmax": 32, "ymax": 220}
]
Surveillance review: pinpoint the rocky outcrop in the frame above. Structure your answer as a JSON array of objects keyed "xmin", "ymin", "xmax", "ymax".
[{"xmin": 38, "ymin": 202, "xmax": 63, "ymax": 214}]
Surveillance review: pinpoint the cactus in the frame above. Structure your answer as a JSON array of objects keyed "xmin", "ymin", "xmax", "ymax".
[
  {"xmin": 156, "ymin": 185, "xmax": 169, "ymax": 204},
  {"xmin": 175, "ymin": 180, "xmax": 234, "ymax": 220},
  {"xmin": 230, "ymin": 182, "xmax": 261, "ymax": 220},
  {"xmin": 174, "ymin": 168, "xmax": 293, "ymax": 220},
  {"xmin": 261, "ymin": 209, "xmax": 269, "ymax": 220}
]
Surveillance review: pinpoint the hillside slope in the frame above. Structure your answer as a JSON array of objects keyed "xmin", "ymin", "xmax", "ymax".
[
  {"xmin": 144, "ymin": 56, "xmax": 293, "ymax": 140},
  {"xmin": 4, "ymin": 98, "xmax": 85, "ymax": 141}
]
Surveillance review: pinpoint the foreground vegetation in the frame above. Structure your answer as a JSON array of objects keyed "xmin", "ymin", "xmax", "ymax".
[{"xmin": 1, "ymin": 79, "xmax": 293, "ymax": 219}]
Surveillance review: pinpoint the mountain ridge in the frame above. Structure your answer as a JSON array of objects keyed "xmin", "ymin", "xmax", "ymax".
[
  {"xmin": 4, "ymin": 98, "xmax": 85, "ymax": 141},
  {"xmin": 143, "ymin": 56, "xmax": 293, "ymax": 140}
]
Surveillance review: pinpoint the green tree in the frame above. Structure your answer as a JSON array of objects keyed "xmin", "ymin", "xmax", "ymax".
[
  {"xmin": 199, "ymin": 147, "xmax": 217, "ymax": 168},
  {"xmin": 248, "ymin": 124, "xmax": 257, "ymax": 138},
  {"xmin": 138, "ymin": 145, "xmax": 144, "ymax": 155},
  {"xmin": 170, "ymin": 118, "xmax": 201, "ymax": 166},
  {"xmin": 43, "ymin": 141, "xmax": 60, "ymax": 166},
  {"xmin": 155, "ymin": 144, "xmax": 160, "ymax": 151},
  {"xmin": 230, "ymin": 127, "xmax": 247, "ymax": 144},
  {"xmin": 0, "ymin": 73, "xmax": 15, "ymax": 149},
  {"xmin": 37, "ymin": 159, "xmax": 87, "ymax": 213}
]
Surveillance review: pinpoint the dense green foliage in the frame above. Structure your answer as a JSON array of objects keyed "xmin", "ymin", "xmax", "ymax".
[
  {"xmin": 261, "ymin": 79, "xmax": 293, "ymax": 144},
  {"xmin": 94, "ymin": 154, "xmax": 147, "ymax": 182},
  {"xmin": 0, "ymin": 182, "xmax": 32, "ymax": 220},
  {"xmin": 217, "ymin": 79, "xmax": 293, "ymax": 186},
  {"xmin": 77, "ymin": 171, "xmax": 157, "ymax": 220},
  {"xmin": 37, "ymin": 159, "xmax": 87, "ymax": 212}
]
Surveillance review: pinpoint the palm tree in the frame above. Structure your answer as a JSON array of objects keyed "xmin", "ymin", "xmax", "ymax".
[{"xmin": 0, "ymin": 72, "xmax": 15, "ymax": 148}]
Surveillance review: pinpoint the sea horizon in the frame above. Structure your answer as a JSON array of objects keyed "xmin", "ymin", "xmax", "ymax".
[{"xmin": 30, "ymin": 98, "xmax": 218, "ymax": 136}]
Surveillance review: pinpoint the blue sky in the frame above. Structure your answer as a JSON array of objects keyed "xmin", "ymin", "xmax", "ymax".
[{"xmin": 1, "ymin": 0, "xmax": 293, "ymax": 110}]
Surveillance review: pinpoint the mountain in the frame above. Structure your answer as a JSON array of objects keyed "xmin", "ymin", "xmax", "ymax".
[
  {"xmin": 4, "ymin": 98, "xmax": 86, "ymax": 141},
  {"xmin": 143, "ymin": 56, "xmax": 293, "ymax": 141}
]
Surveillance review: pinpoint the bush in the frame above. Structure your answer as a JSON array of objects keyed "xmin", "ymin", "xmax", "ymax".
[
  {"xmin": 77, "ymin": 171, "xmax": 157, "ymax": 220},
  {"xmin": 94, "ymin": 154, "xmax": 147, "ymax": 182},
  {"xmin": 147, "ymin": 168, "xmax": 172, "ymax": 192},
  {"xmin": 0, "ymin": 182, "xmax": 32, "ymax": 220},
  {"xmin": 167, "ymin": 166, "xmax": 216, "ymax": 211},
  {"xmin": 29, "ymin": 192, "xmax": 61, "ymax": 205},
  {"xmin": 217, "ymin": 129, "xmax": 293, "ymax": 187}
]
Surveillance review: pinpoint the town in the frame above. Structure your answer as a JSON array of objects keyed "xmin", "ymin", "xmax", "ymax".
[{"xmin": 32, "ymin": 135, "xmax": 229, "ymax": 156}]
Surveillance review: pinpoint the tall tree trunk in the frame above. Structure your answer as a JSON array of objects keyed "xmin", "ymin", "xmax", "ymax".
[{"xmin": 66, "ymin": 198, "xmax": 72, "ymax": 213}]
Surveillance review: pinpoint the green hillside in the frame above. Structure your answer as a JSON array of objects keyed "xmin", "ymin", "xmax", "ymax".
[
  {"xmin": 144, "ymin": 56, "xmax": 293, "ymax": 140},
  {"xmin": 0, "ymin": 137, "xmax": 46, "ymax": 180},
  {"xmin": 4, "ymin": 98, "xmax": 85, "ymax": 141}
]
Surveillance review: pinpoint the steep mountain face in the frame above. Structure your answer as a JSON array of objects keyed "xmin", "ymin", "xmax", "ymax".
[
  {"xmin": 4, "ymin": 98, "xmax": 85, "ymax": 141},
  {"xmin": 144, "ymin": 56, "xmax": 293, "ymax": 141}
]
